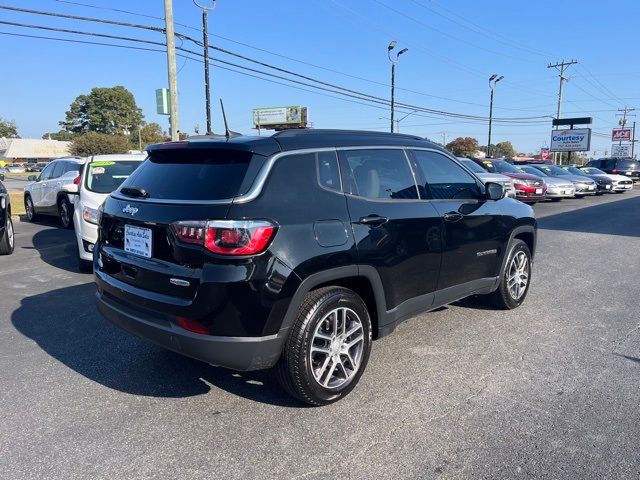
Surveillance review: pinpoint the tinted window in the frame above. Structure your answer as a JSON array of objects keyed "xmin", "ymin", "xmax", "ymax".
[
  {"xmin": 39, "ymin": 163, "xmax": 55, "ymax": 180},
  {"xmin": 480, "ymin": 159, "xmax": 520, "ymax": 174},
  {"xmin": 339, "ymin": 149, "xmax": 418, "ymax": 200},
  {"xmin": 63, "ymin": 162, "xmax": 80, "ymax": 175},
  {"xmin": 412, "ymin": 150, "xmax": 481, "ymax": 200},
  {"xmin": 616, "ymin": 159, "xmax": 638, "ymax": 169},
  {"xmin": 458, "ymin": 158, "xmax": 486, "ymax": 173},
  {"xmin": 85, "ymin": 160, "xmax": 143, "ymax": 194},
  {"xmin": 120, "ymin": 148, "xmax": 258, "ymax": 200},
  {"xmin": 51, "ymin": 161, "xmax": 66, "ymax": 179},
  {"xmin": 316, "ymin": 151, "xmax": 341, "ymax": 191}
]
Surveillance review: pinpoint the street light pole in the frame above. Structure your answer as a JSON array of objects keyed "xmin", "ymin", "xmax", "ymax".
[
  {"xmin": 194, "ymin": 1, "xmax": 216, "ymax": 135},
  {"xmin": 487, "ymin": 74, "xmax": 503, "ymax": 158},
  {"xmin": 387, "ymin": 41, "xmax": 408, "ymax": 133},
  {"xmin": 378, "ymin": 110, "xmax": 417, "ymax": 133}
]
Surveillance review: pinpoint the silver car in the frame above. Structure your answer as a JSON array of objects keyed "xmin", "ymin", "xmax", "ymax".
[
  {"xmin": 516, "ymin": 165, "xmax": 575, "ymax": 201},
  {"xmin": 457, "ymin": 158, "xmax": 516, "ymax": 198},
  {"xmin": 527, "ymin": 164, "xmax": 597, "ymax": 197}
]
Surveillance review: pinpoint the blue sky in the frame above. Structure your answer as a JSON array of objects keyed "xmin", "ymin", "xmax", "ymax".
[{"xmin": 1, "ymin": 0, "xmax": 639, "ymax": 155}]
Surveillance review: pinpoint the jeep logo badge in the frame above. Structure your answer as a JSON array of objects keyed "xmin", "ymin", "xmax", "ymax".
[{"xmin": 122, "ymin": 204, "xmax": 138, "ymax": 216}]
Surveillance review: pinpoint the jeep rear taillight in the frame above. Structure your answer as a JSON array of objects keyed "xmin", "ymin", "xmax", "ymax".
[{"xmin": 171, "ymin": 220, "xmax": 276, "ymax": 255}]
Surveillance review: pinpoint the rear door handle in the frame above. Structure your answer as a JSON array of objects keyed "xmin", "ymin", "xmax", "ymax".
[
  {"xmin": 443, "ymin": 212, "xmax": 464, "ymax": 222},
  {"xmin": 357, "ymin": 215, "xmax": 389, "ymax": 227}
]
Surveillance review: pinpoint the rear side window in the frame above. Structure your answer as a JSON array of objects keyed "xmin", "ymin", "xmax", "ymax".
[
  {"xmin": 316, "ymin": 151, "xmax": 341, "ymax": 191},
  {"xmin": 339, "ymin": 149, "xmax": 418, "ymax": 200},
  {"xmin": 120, "ymin": 149, "xmax": 260, "ymax": 200},
  {"xmin": 51, "ymin": 162, "xmax": 66, "ymax": 179},
  {"xmin": 616, "ymin": 159, "xmax": 638, "ymax": 169},
  {"xmin": 411, "ymin": 150, "xmax": 482, "ymax": 200}
]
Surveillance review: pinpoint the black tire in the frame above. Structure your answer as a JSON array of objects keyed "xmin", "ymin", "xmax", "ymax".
[
  {"xmin": 24, "ymin": 195, "xmax": 37, "ymax": 222},
  {"xmin": 486, "ymin": 239, "xmax": 532, "ymax": 310},
  {"xmin": 275, "ymin": 286, "xmax": 372, "ymax": 406},
  {"xmin": 58, "ymin": 196, "xmax": 73, "ymax": 229},
  {"xmin": 0, "ymin": 215, "xmax": 14, "ymax": 255}
]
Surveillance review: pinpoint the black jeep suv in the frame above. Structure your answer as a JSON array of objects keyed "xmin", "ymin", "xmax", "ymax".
[{"xmin": 94, "ymin": 130, "xmax": 536, "ymax": 405}]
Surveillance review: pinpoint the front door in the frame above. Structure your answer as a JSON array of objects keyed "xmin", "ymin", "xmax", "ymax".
[
  {"xmin": 338, "ymin": 148, "xmax": 442, "ymax": 312},
  {"xmin": 409, "ymin": 150, "xmax": 507, "ymax": 293},
  {"xmin": 31, "ymin": 162, "xmax": 55, "ymax": 207}
]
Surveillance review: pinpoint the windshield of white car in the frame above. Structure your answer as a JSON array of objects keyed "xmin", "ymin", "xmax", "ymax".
[
  {"xmin": 85, "ymin": 160, "xmax": 142, "ymax": 194},
  {"xmin": 581, "ymin": 167, "xmax": 605, "ymax": 175}
]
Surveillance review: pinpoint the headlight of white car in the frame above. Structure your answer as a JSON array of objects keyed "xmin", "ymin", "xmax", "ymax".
[{"xmin": 83, "ymin": 206, "xmax": 99, "ymax": 225}]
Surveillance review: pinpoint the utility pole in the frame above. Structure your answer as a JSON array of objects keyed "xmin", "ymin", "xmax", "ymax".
[
  {"xmin": 632, "ymin": 121, "xmax": 637, "ymax": 158},
  {"xmin": 548, "ymin": 59, "xmax": 577, "ymax": 164},
  {"xmin": 164, "ymin": 0, "xmax": 180, "ymax": 141},
  {"xmin": 616, "ymin": 106, "xmax": 635, "ymax": 141},
  {"xmin": 194, "ymin": 1, "xmax": 216, "ymax": 135}
]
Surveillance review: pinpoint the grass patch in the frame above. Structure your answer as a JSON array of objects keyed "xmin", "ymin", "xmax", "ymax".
[{"xmin": 8, "ymin": 191, "xmax": 25, "ymax": 216}]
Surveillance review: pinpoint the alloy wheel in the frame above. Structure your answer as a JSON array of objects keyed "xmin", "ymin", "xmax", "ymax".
[
  {"xmin": 309, "ymin": 307, "xmax": 365, "ymax": 389},
  {"xmin": 7, "ymin": 218, "xmax": 13, "ymax": 249},
  {"xmin": 507, "ymin": 251, "xmax": 529, "ymax": 300}
]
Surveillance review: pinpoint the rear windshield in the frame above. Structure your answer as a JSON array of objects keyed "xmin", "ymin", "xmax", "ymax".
[
  {"xmin": 119, "ymin": 149, "xmax": 259, "ymax": 200},
  {"xmin": 616, "ymin": 159, "xmax": 638, "ymax": 169},
  {"xmin": 86, "ymin": 160, "xmax": 143, "ymax": 194}
]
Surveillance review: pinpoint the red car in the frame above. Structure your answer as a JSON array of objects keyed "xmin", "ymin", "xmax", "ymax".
[{"xmin": 472, "ymin": 159, "xmax": 547, "ymax": 203}]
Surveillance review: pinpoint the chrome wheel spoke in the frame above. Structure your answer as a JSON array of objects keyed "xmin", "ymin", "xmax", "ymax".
[{"xmin": 310, "ymin": 306, "xmax": 365, "ymax": 390}]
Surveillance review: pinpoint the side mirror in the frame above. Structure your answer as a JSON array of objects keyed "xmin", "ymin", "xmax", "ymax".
[
  {"xmin": 485, "ymin": 182, "xmax": 505, "ymax": 201},
  {"xmin": 62, "ymin": 183, "xmax": 79, "ymax": 194},
  {"xmin": 28, "ymin": 175, "xmax": 38, "ymax": 181}
]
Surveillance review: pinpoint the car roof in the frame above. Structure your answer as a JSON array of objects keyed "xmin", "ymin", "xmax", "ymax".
[
  {"xmin": 88, "ymin": 154, "xmax": 147, "ymax": 162},
  {"xmin": 145, "ymin": 129, "xmax": 444, "ymax": 157},
  {"xmin": 51, "ymin": 156, "xmax": 84, "ymax": 164}
]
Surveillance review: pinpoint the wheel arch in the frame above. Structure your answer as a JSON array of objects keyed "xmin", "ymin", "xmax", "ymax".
[{"xmin": 280, "ymin": 266, "xmax": 388, "ymax": 339}]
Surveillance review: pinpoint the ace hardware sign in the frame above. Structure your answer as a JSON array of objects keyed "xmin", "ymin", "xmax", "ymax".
[{"xmin": 611, "ymin": 128, "xmax": 632, "ymax": 142}]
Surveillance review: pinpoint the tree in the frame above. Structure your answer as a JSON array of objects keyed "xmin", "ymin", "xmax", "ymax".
[
  {"xmin": 0, "ymin": 118, "xmax": 19, "ymax": 138},
  {"xmin": 70, "ymin": 132, "xmax": 130, "ymax": 156},
  {"xmin": 42, "ymin": 130, "xmax": 75, "ymax": 141},
  {"xmin": 445, "ymin": 137, "xmax": 479, "ymax": 157},
  {"xmin": 60, "ymin": 86, "xmax": 143, "ymax": 135},
  {"xmin": 493, "ymin": 141, "xmax": 516, "ymax": 158},
  {"xmin": 129, "ymin": 123, "xmax": 167, "ymax": 149}
]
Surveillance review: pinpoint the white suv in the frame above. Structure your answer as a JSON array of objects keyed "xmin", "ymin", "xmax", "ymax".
[
  {"xmin": 24, "ymin": 157, "xmax": 84, "ymax": 228},
  {"xmin": 64, "ymin": 154, "xmax": 145, "ymax": 271}
]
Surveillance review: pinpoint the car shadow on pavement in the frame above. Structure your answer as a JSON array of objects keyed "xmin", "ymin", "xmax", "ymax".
[
  {"xmin": 20, "ymin": 217, "xmax": 82, "ymax": 273},
  {"xmin": 538, "ymin": 194, "xmax": 640, "ymax": 237},
  {"xmin": 11, "ymin": 282, "xmax": 307, "ymax": 408}
]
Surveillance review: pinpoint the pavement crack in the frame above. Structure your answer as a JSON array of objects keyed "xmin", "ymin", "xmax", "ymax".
[{"xmin": 611, "ymin": 322, "xmax": 640, "ymax": 354}]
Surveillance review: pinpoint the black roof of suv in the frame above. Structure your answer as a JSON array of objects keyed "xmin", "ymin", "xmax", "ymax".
[{"xmin": 95, "ymin": 129, "xmax": 537, "ymax": 405}]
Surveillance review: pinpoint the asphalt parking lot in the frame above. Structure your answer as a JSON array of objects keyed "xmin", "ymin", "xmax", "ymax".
[{"xmin": 1, "ymin": 191, "xmax": 639, "ymax": 479}]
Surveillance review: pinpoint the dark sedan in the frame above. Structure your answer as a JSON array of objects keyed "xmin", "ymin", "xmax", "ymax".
[
  {"xmin": 0, "ymin": 179, "xmax": 14, "ymax": 255},
  {"xmin": 563, "ymin": 166, "xmax": 613, "ymax": 194}
]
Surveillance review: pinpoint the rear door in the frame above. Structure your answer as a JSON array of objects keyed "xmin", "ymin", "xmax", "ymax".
[
  {"xmin": 338, "ymin": 148, "xmax": 442, "ymax": 311},
  {"xmin": 409, "ymin": 149, "xmax": 508, "ymax": 294}
]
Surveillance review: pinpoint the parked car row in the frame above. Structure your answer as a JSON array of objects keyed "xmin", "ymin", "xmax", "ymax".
[{"xmin": 463, "ymin": 157, "xmax": 634, "ymax": 203}]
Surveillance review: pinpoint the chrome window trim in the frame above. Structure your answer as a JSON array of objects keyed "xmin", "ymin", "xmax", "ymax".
[{"xmin": 110, "ymin": 145, "xmax": 442, "ymax": 205}]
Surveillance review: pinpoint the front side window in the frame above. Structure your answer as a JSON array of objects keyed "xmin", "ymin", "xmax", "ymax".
[
  {"xmin": 39, "ymin": 163, "xmax": 55, "ymax": 180},
  {"xmin": 339, "ymin": 149, "xmax": 418, "ymax": 200},
  {"xmin": 411, "ymin": 150, "xmax": 482, "ymax": 200}
]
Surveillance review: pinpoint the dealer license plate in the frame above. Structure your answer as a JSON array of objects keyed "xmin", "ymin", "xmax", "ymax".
[
  {"xmin": 605, "ymin": 185, "xmax": 611, "ymax": 189},
  {"xmin": 535, "ymin": 188, "xmax": 542, "ymax": 194},
  {"xmin": 626, "ymin": 171, "xmax": 633, "ymax": 175},
  {"xmin": 588, "ymin": 185, "xmax": 595, "ymax": 190},
  {"xmin": 124, "ymin": 224, "xmax": 152, "ymax": 258}
]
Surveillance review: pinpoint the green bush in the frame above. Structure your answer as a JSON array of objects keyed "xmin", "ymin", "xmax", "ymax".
[{"xmin": 70, "ymin": 132, "xmax": 130, "ymax": 157}]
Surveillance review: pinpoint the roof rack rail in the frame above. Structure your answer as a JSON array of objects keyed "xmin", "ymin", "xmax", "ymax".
[{"xmin": 272, "ymin": 129, "xmax": 423, "ymax": 141}]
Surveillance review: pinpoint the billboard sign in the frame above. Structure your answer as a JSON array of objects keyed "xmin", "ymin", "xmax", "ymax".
[
  {"xmin": 540, "ymin": 147, "xmax": 550, "ymax": 160},
  {"xmin": 611, "ymin": 144, "xmax": 631, "ymax": 157},
  {"xmin": 253, "ymin": 106, "xmax": 306, "ymax": 127},
  {"xmin": 611, "ymin": 128, "xmax": 632, "ymax": 142},
  {"xmin": 550, "ymin": 128, "xmax": 591, "ymax": 152}
]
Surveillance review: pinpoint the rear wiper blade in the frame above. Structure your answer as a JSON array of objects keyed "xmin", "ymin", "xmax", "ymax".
[{"xmin": 120, "ymin": 186, "xmax": 149, "ymax": 198}]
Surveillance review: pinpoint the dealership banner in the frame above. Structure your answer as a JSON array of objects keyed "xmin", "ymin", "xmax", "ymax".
[
  {"xmin": 611, "ymin": 128, "xmax": 632, "ymax": 142},
  {"xmin": 550, "ymin": 128, "xmax": 591, "ymax": 152},
  {"xmin": 611, "ymin": 144, "xmax": 631, "ymax": 157}
]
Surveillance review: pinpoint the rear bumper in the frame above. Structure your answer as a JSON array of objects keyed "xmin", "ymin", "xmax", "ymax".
[{"xmin": 96, "ymin": 286, "xmax": 287, "ymax": 371}]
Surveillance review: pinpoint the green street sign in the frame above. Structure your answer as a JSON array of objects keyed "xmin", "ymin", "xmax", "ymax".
[{"xmin": 155, "ymin": 88, "xmax": 170, "ymax": 115}]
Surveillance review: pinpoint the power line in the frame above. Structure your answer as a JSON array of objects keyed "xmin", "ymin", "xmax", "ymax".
[{"xmin": 0, "ymin": 6, "xmax": 554, "ymax": 124}]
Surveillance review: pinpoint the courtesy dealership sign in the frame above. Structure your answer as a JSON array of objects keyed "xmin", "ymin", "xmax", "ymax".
[{"xmin": 550, "ymin": 128, "xmax": 591, "ymax": 151}]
